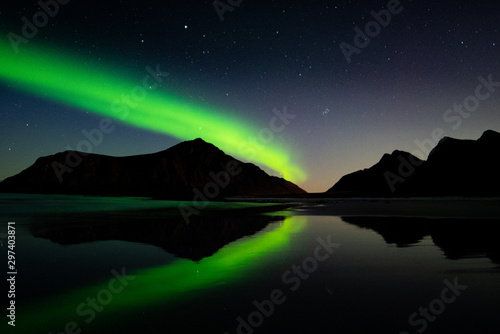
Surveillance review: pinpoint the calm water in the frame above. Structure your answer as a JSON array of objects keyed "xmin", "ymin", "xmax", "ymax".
[{"xmin": 1, "ymin": 194, "xmax": 500, "ymax": 334}]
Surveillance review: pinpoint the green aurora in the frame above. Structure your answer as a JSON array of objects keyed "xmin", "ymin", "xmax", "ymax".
[{"xmin": 0, "ymin": 39, "xmax": 306, "ymax": 183}]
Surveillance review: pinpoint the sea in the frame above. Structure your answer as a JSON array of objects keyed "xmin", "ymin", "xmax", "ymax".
[{"xmin": 1, "ymin": 193, "xmax": 499, "ymax": 334}]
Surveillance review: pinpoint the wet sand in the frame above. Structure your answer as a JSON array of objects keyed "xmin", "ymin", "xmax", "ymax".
[{"xmin": 228, "ymin": 197, "xmax": 500, "ymax": 218}]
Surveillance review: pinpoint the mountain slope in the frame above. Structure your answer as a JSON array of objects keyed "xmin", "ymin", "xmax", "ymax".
[
  {"xmin": 327, "ymin": 130, "xmax": 500, "ymax": 197},
  {"xmin": 0, "ymin": 138, "xmax": 306, "ymax": 199},
  {"xmin": 400, "ymin": 130, "xmax": 500, "ymax": 196},
  {"xmin": 327, "ymin": 150, "xmax": 424, "ymax": 196}
]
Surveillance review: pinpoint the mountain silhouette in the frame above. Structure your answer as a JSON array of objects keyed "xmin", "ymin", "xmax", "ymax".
[
  {"xmin": 328, "ymin": 130, "xmax": 500, "ymax": 197},
  {"xmin": 0, "ymin": 138, "xmax": 305, "ymax": 199},
  {"xmin": 327, "ymin": 150, "xmax": 423, "ymax": 197}
]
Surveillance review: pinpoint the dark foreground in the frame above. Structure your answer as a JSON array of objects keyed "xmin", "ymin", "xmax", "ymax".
[{"xmin": 1, "ymin": 194, "xmax": 499, "ymax": 334}]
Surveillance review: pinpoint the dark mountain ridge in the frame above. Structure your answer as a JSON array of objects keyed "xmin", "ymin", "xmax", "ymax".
[
  {"xmin": 327, "ymin": 150, "xmax": 424, "ymax": 197},
  {"xmin": 0, "ymin": 138, "xmax": 305, "ymax": 199},
  {"xmin": 328, "ymin": 130, "xmax": 500, "ymax": 197}
]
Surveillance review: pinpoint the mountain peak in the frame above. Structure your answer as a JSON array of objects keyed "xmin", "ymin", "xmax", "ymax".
[
  {"xmin": 0, "ymin": 139, "xmax": 305, "ymax": 198},
  {"xmin": 327, "ymin": 129, "xmax": 500, "ymax": 197},
  {"xmin": 479, "ymin": 129, "xmax": 500, "ymax": 142},
  {"xmin": 378, "ymin": 150, "xmax": 422, "ymax": 166},
  {"xmin": 191, "ymin": 137, "xmax": 209, "ymax": 144}
]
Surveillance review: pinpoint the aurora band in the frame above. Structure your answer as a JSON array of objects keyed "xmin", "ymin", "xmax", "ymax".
[{"xmin": 0, "ymin": 38, "xmax": 306, "ymax": 183}]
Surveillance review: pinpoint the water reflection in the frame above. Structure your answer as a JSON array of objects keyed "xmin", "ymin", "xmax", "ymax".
[
  {"xmin": 20, "ymin": 213, "xmax": 307, "ymax": 333},
  {"xmin": 342, "ymin": 216, "xmax": 500, "ymax": 265},
  {"xmin": 30, "ymin": 207, "xmax": 287, "ymax": 261}
]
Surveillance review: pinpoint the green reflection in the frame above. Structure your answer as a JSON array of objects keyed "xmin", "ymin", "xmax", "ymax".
[{"xmin": 20, "ymin": 216, "xmax": 306, "ymax": 332}]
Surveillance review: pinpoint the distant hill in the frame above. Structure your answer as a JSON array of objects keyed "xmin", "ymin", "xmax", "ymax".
[
  {"xmin": 327, "ymin": 130, "xmax": 500, "ymax": 197},
  {"xmin": 0, "ymin": 138, "xmax": 306, "ymax": 199},
  {"xmin": 327, "ymin": 150, "xmax": 424, "ymax": 197}
]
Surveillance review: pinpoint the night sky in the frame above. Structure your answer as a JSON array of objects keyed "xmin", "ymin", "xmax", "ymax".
[{"xmin": 1, "ymin": 0, "xmax": 499, "ymax": 192}]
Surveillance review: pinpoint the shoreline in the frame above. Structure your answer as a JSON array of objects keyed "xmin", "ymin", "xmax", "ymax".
[
  {"xmin": 227, "ymin": 197, "xmax": 500, "ymax": 219},
  {"xmin": 2, "ymin": 192, "xmax": 500, "ymax": 219}
]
